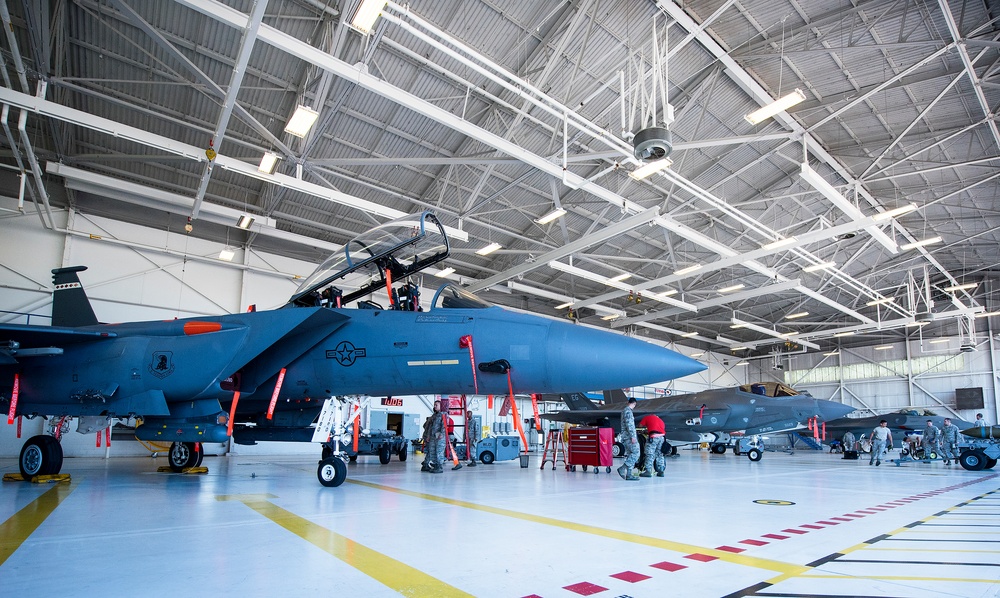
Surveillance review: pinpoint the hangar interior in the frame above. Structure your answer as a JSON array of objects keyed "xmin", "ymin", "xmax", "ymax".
[{"xmin": 1, "ymin": 1, "xmax": 999, "ymax": 597}]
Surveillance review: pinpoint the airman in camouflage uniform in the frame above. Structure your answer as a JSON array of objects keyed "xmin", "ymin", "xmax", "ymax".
[{"xmin": 617, "ymin": 397, "xmax": 639, "ymax": 481}]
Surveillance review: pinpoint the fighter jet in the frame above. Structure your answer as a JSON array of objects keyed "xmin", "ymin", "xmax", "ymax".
[
  {"xmin": 541, "ymin": 381, "xmax": 855, "ymax": 461},
  {"xmin": 0, "ymin": 212, "xmax": 705, "ymax": 486},
  {"xmin": 823, "ymin": 409, "xmax": 974, "ymax": 452}
]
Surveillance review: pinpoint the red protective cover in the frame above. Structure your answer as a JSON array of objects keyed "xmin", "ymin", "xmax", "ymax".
[{"xmin": 568, "ymin": 427, "xmax": 614, "ymax": 467}]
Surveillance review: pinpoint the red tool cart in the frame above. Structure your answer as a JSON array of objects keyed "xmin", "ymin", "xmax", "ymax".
[{"xmin": 567, "ymin": 427, "xmax": 614, "ymax": 473}]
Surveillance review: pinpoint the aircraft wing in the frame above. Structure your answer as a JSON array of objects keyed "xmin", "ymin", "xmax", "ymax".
[{"xmin": 0, "ymin": 323, "xmax": 117, "ymax": 365}]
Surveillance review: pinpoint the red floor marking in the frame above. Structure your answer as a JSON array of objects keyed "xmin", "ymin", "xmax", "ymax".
[
  {"xmin": 842, "ymin": 514, "xmax": 864, "ymax": 518},
  {"xmin": 563, "ymin": 582, "xmax": 607, "ymax": 595},
  {"xmin": 831, "ymin": 517, "xmax": 853, "ymax": 522},
  {"xmin": 739, "ymin": 539, "xmax": 768, "ymax": 546},
  {"xmin": 762, "ymin": 533, "xmax": 789, "ymax": 540},
  {"xmin": 611, "ymin": 571, "xmax": 651, "ymax": 583},
  {"xmin": 651, "ymin": 561, "xmax": 687, "ymax": 572},
  {"xmin": 817, "ymin": 520, "xmax": 840, "ymax": 525},
  {"xmin": 716, "ymin": 545, "xmax": 745, "ymax": 553},
  {"xmin": 800, "ymin": 524, "xmax": 824, "ymax": 530},
  {"xmin": 781, "ymin": 528, "xmax": 808, "ymax": 534},
  {"xmin": 870, "ymin": 507, "xmax": 888, "ymax": 511},
  {"xmin": 521, "ymin": 595, "xmax": 543, "ymax": 598},
  {"xmin": 858, "ymin": 509, "xmax": 880, "ymax": 513},
  {"xmin": 684, "ymin": 553, "xmax": 718, "ymax": 563}
]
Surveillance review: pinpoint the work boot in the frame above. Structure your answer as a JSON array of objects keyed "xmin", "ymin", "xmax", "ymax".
[
  {"xmin": 639, "ymin": 471, "xmax": 652, "ymax": 478},
  {"xmin": 625, "ymin": 474, "xmax": 639, "ymax": 481},
  {"xmin": 452, "ymin": 463, "xmax": 463, "ymax": 470},
  {"xmin": 420, "ymin": 463, "xmax": 430, "ymax": 472},
  {"xmin": 431, "ymin": 466, "xmax": 443, "ymax": 473},
  {"xmin": 617, "ymin": 465, "xmax": 628, "ymax": 480},
  {"xmin": 468, "ymin": 461, "xmax": 477, "ymax": 467},
  {"xmin": 656, "ymin": 472, "xmax": 665, "ymax": 477},
  {"xmin": 876, "ymin": 460, "xmax": 881, "ymax": 466}
]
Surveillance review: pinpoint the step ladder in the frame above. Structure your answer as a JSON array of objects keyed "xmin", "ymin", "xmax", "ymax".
[{"xmin": 540, "ymin": 429, "xmax": 567, "ymax": 470}]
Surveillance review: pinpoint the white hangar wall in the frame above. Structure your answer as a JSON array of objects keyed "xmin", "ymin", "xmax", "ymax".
[{"xmin": 743, "ymin": 340, "xmax": 1000, "ymax": 424}]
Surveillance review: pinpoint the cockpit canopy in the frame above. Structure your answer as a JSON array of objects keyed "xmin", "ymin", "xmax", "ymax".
[{"xmin": 288, "ymin": 211, "xmax": 449, "ymax": 307}]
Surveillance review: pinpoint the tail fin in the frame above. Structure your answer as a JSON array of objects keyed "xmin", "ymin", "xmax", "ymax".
[
  {"xmin": 559, "ymin": 392, "xmax": 600, "ymax": 411},
  {"xmin": 603, "ymin": 389, "xmax": 628, "ymax": 405},
  {"xmin": 51, "ymin": 266, "xmax": 99, "ymax": 327}
]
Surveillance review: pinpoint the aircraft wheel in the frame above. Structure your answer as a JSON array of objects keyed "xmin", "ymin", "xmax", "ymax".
[
  {"xmin": 317, "ymin": 457, "xmax": 347, "ymax": 487},
  {"xmin": 19, "ymin": 435, "xmax": 63, "ymax": 477},
  {"xmin": 480, "ymin": 450, "xmax": 495, "ymax": 465},
  {"xmin": 661, "ymin": 441, "xmax": 672, "ymax": 456},
  {"xmin": 348, "ymin": 455, "xmax": 358, "ymax": 463},
  {"xmin": 958, "ymin": 450, "xmax": 987, "ymax": 471},
  {"xmin": 194, "ymin": 443, "xmax": 205, "ymax": 468},
  {"xmin": 710, "ymin": 443, "xmax": 726, "ymax": 454},
  {"xmin": 612, "ymin": 442, "xmax": 625, "ymax": 458},
  {"xmin": 378, "ymin": 446, "xmax": 392, "ymax": 464},
  {"xmin": 747, "ymin": 448, "xmax": 763, "ymax": 462},
  {"xmin": 168, "ymin": 442, "xmax": 199, "ymax": 472},
  {"xmin": 397, "ymin": 445, "xmax": 408, "ymax": 462}
]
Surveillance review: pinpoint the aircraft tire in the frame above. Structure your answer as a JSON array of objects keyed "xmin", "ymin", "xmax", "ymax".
[
  {"xmin": 958, "ymin": 450, "xmax": 987, "ymax": 471},
  {"xmin": 710, "ymin": 443, "xmax": 726, "ymax": 454},
  {"xmin": 985, "ymin": 457, "xmax": 996, "ymax": 470},
  {"xmin": 398, "ymin": 446, "xmax": 408, "ymax": 461},
  {"xmin": 317, "ymin": 457, "xmax": 347, "ymax": 487},
  {"xmin": 168, "ymin": 442, "xmax": 199, "ymax": 472},
  {"xmin": 194, "ymin": 444, "xmax": 205, "ymax": 468},
  {"xmin": 660, "ymin": 441, "xmax": 672, "ymax": 456},
  {"xmin": 378, "ymin": 446, "xmax": 391, "ymax": 464},
  {"xmin": 480, "ymin": 450, "xmax": 495, "ymax": 465},
  {"xmin": 19, "ymin": 435, "xmax": 62, "ymax": 477},
  {"xmin": 747, "ymin": 448, "xmax": 763, "ymax": 462},
  {"xmin": 612, "ymin": 442, "xmax": 625, "ymax": 458}
]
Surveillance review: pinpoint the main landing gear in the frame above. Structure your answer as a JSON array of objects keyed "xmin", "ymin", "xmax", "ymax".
[
  {"xmin": 19, "ymin": 435, "xmax": 64, "ymax": 477},
  {"xmin": 167, "ymin": 442, "xmax": 204, "ymax": 472}
]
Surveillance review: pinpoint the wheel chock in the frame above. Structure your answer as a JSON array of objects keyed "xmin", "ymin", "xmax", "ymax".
[
  {"xmin": 155, "ymin": 466, "xmax": 209, "ymax": 474},
  {"xmin": 2, "ymin": 473, "xmax": 71, "ymax": 483}
]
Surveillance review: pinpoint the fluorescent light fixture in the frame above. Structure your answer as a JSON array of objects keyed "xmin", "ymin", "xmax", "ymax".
[
  {"xmin": 906, "ymin": 321, "xmax": 929, "ymax": 327},
  {"xmin": 674, "ymin": 264, "xmax": 703, "ymax": 276},
  {"xmin": 601, "ymin": 313, "xmax": 621, "ymax": 321},
  {"xmin": 975, "ymin": 311, "xmax": 1000, "ymax": 318},
  {"xmin": 929, "ymin": 338, "xmax": 950, "ymax": 344},
  {"xmin": 257, "ymin": 151, "xmax": 280, "ymax": 174},
  {"xmin": 899, "ymin": 236, "xmax": 941, "ymax": 250},
  {"xmin": 744, "ymin": 88, "xmax": 806, "ymax": 125},
  {"xmin": 629, "ymin": 157, "xmax": 673, "ymax": 180},
  {"xmin": 434, "ymin": 267, "xmax": 455, "ymax": 278},
  {"xmin": 476, "ymin": 242, "xmax": 502, "ymax": 256},
  {"xmin": 734, "ymin": 361, "xmax": 749, "ymax": 366},
  {"xmin": 718, "ymin": 284, "xmax": 745, "ymax": 293},
  {"xmin": 866, "ymin": 297, "xmax": 895, "ymax": 306},
  {"xmin": 762, "ymin": 237, "xmax": 797, "ymax": 250},
  {"xmin": 681, "ymin": 331, "xmax": 699, "ymax": 338},
  {"xmin": 730, "ymin": 346, "xmax": 749, "ymax": 351},
  {"xmin": 823, "ymin": 351, "xmax": 840, "ymax": 356},
  {"xmin": 786, "ymin": 311, "xmax": 809, "ymax": 319},
  {"xmin": 284, "ymin": 105, "xmax": 320, "ymax": 138},
  {"xmin": 351, "ymin": 0, "xmax": 387, "ymax": 34},
  {"xmin": 875, "ymin": 345, "xmax": 892, "ymax": 350},
  {"xmin": 218, "ymin": 247, "xmax": 235, "ymax": 261},
  {"xmin": 236, "ymin": 214, "xmax": 255, "ymax": 229},
  {"xmin": 781, "ymin": 331, "xmax": 800, "ymax": 337},
  {"xmin": 730, "ymin": 323, "xmax": 747, "ymax": 329},
  {"xmin": 608, "ymin": 273, "xmax": 630, "ymax": 283},
  {"xmin": 657, "ymin": 289, "xmax": 678, "ymax": 297},
  {"xmin": 833, "ymin": 331, "xmax": 855, "ymax": 337},
  {"xmin": 803, "ymin": 261, "xmax": 836, "ymax": 273},
  {"xmin": 555, "ymin": 302, "xmax": 574, "ymax": 309},
  {"xmin": 535, "ymin": 208, "xmax": 567, "ymax": 225},
  {"xmin": 690, "ymin": 352, "xmax": 705, "ymax": 358},
  {"xmin": 873, "ymin": 203, "xmax": 917, "ymax": 221},
  {"xmin": 943, "ymin": 283, "xmax": 976, "ymax": 292}
]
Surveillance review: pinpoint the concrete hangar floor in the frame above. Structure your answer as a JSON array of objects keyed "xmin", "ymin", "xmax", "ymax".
[{"xmin": 1, "ymin": 448, "xmax": 998, "ymax": 598}]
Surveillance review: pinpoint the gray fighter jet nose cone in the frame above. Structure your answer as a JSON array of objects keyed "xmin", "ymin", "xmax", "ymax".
[{"xmin": 815, "ymin": 400, "xmax": 855, "ymax": 421}]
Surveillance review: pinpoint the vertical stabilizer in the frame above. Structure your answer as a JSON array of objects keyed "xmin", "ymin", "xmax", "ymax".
[
  {"xmin": 559, "ymin": 392, "xmax": 600, "ymax": 411},
  {"xmin": 603, "ymin": 389, "xmax": 628, "ymax": 405},
  {"xmin": 51, "ymin": 266, "xmax": 99, "ymax": 327}
]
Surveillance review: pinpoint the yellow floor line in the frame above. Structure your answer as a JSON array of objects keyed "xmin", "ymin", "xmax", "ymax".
[
  {"xmin": 347, "ymin": 479, "xmax": 807, "ymax": 575},
  {"xmin": 217, "ymin": 494, "xmax": 473, "ymax": 598},
  {"xmin": 0, "ymin": 482, "xmax": 76, "ymax": 566}
]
